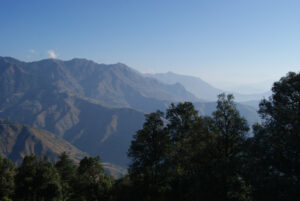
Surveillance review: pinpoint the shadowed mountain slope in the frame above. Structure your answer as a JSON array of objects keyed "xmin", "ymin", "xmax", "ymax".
[
  {"xmin": 0, "ymin": 119, "xmax": 127, "ymax": 177},
  {"xmin": 0, "ymin": 89, "xmax": 145, "ymax": 167},
  {"xmin": 0, "ymin": 57, "xmax": 149, "ymax": 167},
  {"xmin": 0, "ymin": 119, "xmax": 86, "ymax": 164}
]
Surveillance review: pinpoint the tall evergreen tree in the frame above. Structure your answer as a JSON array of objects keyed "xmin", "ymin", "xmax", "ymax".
[
  {"xmin": 128, "ymin": 110, "xmax": 171, "ymax": 201},
  {"xmin": 166, "ymin": 102, "xmax": 211, "ymax": 201},
  {"xmin": 166, "ymin": 102, "xmax": 200, "ymax": 173},
  {"xmin": 246, "ymin": 72, "xmax": 300, "ymax": 201},
  {"xmin": 72, "ymin": 156, "xmax": 112, "ymax": 201},
  {"xmin": 55, "ymin": 152, "xmax": 77, "ymax": 201},
  {"xmin": 14, "ymin": 155, "xmax": 62, "ymax": 201},
  {"xmin": 210, "ymin": 93, "xmax": 251, "ymax": 201}
]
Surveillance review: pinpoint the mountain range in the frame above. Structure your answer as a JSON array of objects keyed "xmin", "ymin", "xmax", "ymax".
[
  {"xmin": 0, "ymin": 56, "xmax": 263, "ymax": 170},
  {"xmin": 146, "ymin": 72, "xmax": 271, "ymax": 102}
]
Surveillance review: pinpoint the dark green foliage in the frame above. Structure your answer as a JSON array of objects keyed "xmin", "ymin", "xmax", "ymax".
[
  {"xmin": 72, "ymin": 156, "xmax": 113, "ymax": 201},
  {"xmin": 166, "ymin": 102, "xmax": 208, "ymax": 201},
  {"xmin": 246, "ymin": 72, "xmax": 300, "ymax": 201},
  {"xmin": 5, "ymin": 154, "xmax": 114, "ymax": 201},
  {"xmin": 128, "ymin": 111, "xmax": 171, "ymax": 201},
  {"xmin": 166, "ymin": 102, "xmax": 199, "ymax": 141},
  {"xmin": 209, "ymin": 93, "xmax": 251, "ymax": 201},
  {"xmin": 111, "ymin": 175, "xmax": 134, "ymax": 201},
  {"xmin": 128, "ymin": 97, "xmax": 251, "ymax": 201},
  {"xmin": 167, "ymin": 95, "xmax": 251, "ymax": 201},
  {"xmin": 14, "ymin": 155, "xmax": 62, "ymax": 201},
  {"xmin": 0, "ymin": 155, "xmax": 15, "ymax": 200},
  {"xmin": 55, "ymin": 153, "xmax": 77, "ymax": 201}
]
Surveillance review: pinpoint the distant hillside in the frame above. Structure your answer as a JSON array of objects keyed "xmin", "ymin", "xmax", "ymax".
[
  {"xmin": 0, "ymin": 57, "xmax": 198, "ymax": 113},
  {"xmin": 0, "ymin": 119, "xmax": 127, "ymax": 177},
  {"xmin": 0, "ymin": 56, "xmax": 261, "ymax": 168},
  {"xmin": 0, "ymin": 57, "xmax": 151, "ymax": 167},
  {"xmin": 147, "ymin": 72, "xmax": 270, "ymax": 102},
  {"xmin": 146, "ymin": 72, "xmax": 222, "ymax": 101},
  {"xmin": 0, "ymin": 88, "xmax": 145, "ymax": 167},
  {"xmin": 0, "ymin": 119, "xmax": 86, "ymax": 164}
]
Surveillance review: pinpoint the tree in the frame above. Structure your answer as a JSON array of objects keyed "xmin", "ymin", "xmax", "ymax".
[
  {"xmin": 55, "ymin": 152, "xmax": 77, "ymax": 201},
  {"xmin": 247, "ymin": 72, "xmax": 300, "ymax": 201},
  {"xmin": 112, "ymin": 175, "xmax": 134, "ymax": 201},
  {"xmin": 127, "ymin": 99, "xmax": 251, "ymax": 201},
  {"xmin": 210, "ymin": 93, "xmax": 251, "ymax": 201},
  {"xmin": 166, "ymin": 102, "xmax": 199, "ymax": 141},
  {"xmin": 14, "ymin": 155, "xmax": 62, "ymax": 201},
  {"xmin": 0, "ymin": 156, "xmax": 15, "ymax": 200},
  {"xmin": 166, "ymin": 102, "xmax": 214, "ymax": 201},
  {"xmin": 166, "ymin": 102, "xmax": 200, "ymax": 173},
  {"xmin": 72, "ymin": 156, "xmax": 112, "ymax": 201},
  {"xmin": 128, "ymin": 110, "xmax": 171, "ymax": 201}
]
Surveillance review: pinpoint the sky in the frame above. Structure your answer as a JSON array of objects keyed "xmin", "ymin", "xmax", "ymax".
[{"xmin": 1, "ymin": 0, "xmax": 300, "ymax": 92}]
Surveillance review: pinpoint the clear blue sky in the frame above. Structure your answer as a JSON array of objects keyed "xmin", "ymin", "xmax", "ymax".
[{"xmin": 1, "ymin": 0, "xmax": 300, "ymax": 91}]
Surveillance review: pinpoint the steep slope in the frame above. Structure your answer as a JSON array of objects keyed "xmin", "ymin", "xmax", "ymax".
[
  {"xmin": 147, "ymin": 72, "xmax": 270, "ymax": 102},
  {"xmin": 0, "ymin": 119, "xmax": 86, "ymax": 164},
  {"xmin": 0, "ymin": 57, "xmax": 150, "ymax": 167},
  {"xmin": 0, "ymin": 90, "xmax": 145, "ymax": 167},
  {"xmin": 0, "ymin": 119, "xmax": 127, "ymax": 177}
]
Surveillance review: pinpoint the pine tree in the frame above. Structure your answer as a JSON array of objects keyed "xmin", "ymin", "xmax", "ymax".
[
  {"xmin": 72, "ymin": 156, "xmax": 112, "ymax": 201},
  {"xmin": 15, "ymin": 155, "xmax": 62, "ymax": 201},
  {"xmin": 247, "ymin": 72, "xmax": 300, "ymax": 201},
  {"xmin": 55, "ymin": 152, "xmax": 77, "ymax": 201},
  {"xmin": 128, "ymin": 110, "xmax": 171, "ymax": 201},
  {"xmin": 209, "ymin": 93, "xmax": 251, "ymax": 201}
]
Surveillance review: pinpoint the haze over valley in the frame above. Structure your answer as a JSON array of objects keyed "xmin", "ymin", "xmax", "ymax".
[{"xmin": 1, "ymin": 1, "xmax": 300, "ymax": 200}]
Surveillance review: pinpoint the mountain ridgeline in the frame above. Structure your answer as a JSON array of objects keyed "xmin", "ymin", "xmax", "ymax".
[
  {"xmin": 147, "ymin": 71, "xmax": 271, "ymax": 102},
  {"xmin": 0, "ymin": 56, "xmax": 261, "ymax": 168}
]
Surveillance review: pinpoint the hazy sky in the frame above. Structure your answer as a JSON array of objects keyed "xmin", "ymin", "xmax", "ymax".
[{"xmin": 1, "ymin": 0, "xmax": 300, "ymax": 91}]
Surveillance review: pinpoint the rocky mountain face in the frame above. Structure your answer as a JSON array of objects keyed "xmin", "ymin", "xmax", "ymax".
[
  {"xmin": 0, "ymin": 119, "xmax": 126, "ymax": 177},
  {"xmin": 0, "ymin": 119, "xmax": 86, "ymax": 164},
  {"xmin": 0, "ymin": 57, "xmax": 198, "ymax": 167},
  {"xmin": 0, "ymin": 57, "xmax": 197, "ymax": 112},
  {"xmin": 0, "ymin": 56, "xmax": 261, "ymax": 168}
]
